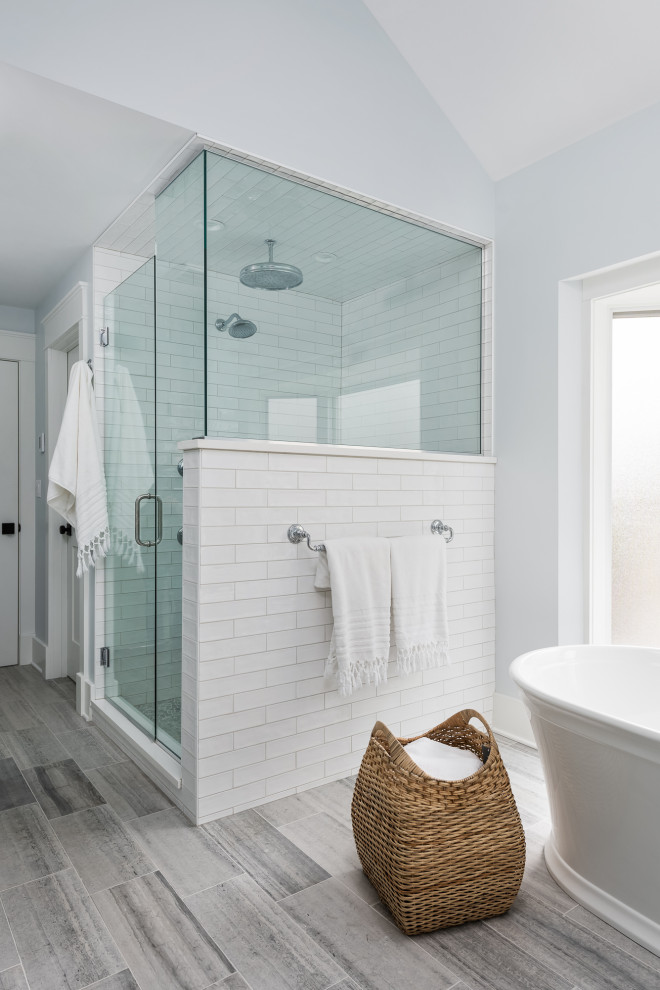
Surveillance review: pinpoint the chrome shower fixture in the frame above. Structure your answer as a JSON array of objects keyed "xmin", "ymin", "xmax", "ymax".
[
  {"xmin": 215, "ymin": 313, "xmax": 257, "ymax": 338},
  {"xmin": 240, "ymin": 239, "xmax": 303, "ymax": 291}
]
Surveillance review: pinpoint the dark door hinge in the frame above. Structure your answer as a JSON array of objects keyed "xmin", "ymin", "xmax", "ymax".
[{"xmin": 100, "ymin": 646, "xmax": 110, "ymax": 668}]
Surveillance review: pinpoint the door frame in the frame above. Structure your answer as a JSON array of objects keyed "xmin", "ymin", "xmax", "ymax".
[
  {"xmin": 0, "ymin": 330, "xmax": 35, "ymax": 666},
  {"xmin": 42, "ymin": 282, "xmax": 90, "ymax": 688}
]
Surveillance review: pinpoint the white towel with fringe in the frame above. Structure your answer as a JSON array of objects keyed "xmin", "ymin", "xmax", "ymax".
[
  {"xmin": 315, "ymin": 537, "xmax": 391, "ymax": 696},
  {"xmin": 47, "ymin": 361, "xmax": 109, "ymax": 575},
  {"xmin": 390, "ymin": 534, "xmax": 449, "ymax": 674},
  {"xmin": 104, "ymin": 363, "xmax": 154, "ymax": 572}
]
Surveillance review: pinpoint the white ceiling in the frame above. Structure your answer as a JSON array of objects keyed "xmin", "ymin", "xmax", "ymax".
[
  {"xmin": 4, "ymin": 2, "xmax": 660, "ymax": 312},
  {"xmin": 364, "ymin": 0, "xmax": 660, "ymax": 179},
  {"xmin": 0, "ymin": 63, "xmax": 193, "ymax": 309}
]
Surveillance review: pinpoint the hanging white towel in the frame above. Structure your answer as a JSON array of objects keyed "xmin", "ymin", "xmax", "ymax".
[
  {"xmin": 390, "ymin": 535, "xmax": 450, "ymax": 675},
  {"xmin": 315, "ymin": 538, "xmax": 391, "ymax": 696},
  {"xmin": 47, "ymin": 361, "xmax": 109, "ymax": 575}
]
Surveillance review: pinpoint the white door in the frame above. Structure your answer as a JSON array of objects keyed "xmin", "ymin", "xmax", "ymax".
[
  {"xmin": 0, "ymin": 360, "xmax": 19, "ymax": 667},
  {"xmin": 65, "ymin": 347, "xmax": 83, "ymax": 679}
]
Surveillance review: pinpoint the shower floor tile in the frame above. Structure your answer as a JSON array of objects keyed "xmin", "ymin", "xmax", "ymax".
[
  {"xmin": 1, "ymin": 667, "xmax": 659, "ymax": 990},
  {"xmin": 133, "ymin": 698, "xmax": 181, "ymax": 743}
]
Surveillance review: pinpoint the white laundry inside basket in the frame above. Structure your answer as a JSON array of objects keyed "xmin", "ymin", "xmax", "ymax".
[{"xmin": 404, "ymin": 736, "xmax": 482, "ymax": 781}]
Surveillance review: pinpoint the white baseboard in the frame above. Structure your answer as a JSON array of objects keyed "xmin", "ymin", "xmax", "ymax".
[
  {"xmin": 492, "ymin": 692, "xmax": 536, "ymax": 747},
  {"xmin": 31, "ymin": 637, "xmax": 46, "ymax": 673},
  {"xmin": 19, "ymin": 635, "xmax": 33, "ymax": 666},
  {"xmin": 76, "ymin": 673, "xmax": 93, "ymax": 721}
]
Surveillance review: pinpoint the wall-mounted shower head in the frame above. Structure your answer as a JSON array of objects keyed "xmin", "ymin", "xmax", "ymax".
[
  {"xmin": 215, "ymin": 313, "xmax": 257, "ymax": 338},
  {"xmin": 240, "ymin": 239, "xmax": 303, "ymax": 291}
]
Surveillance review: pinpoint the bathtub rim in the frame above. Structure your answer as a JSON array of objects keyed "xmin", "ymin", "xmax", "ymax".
[{"xmin": 509, "ymin": 644, "xmax": 660, "ymax": 756}]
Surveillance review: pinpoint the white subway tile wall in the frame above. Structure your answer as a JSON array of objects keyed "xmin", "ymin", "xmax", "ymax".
[
  {"xmin": 341, "ymin": 251, "xmax": 482, "ymax": 453},
  {"xmin": 181, "ymin": 442, "xmax": 495, "ymax": 823}
]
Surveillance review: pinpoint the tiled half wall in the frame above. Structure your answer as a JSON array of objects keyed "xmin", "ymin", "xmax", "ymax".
[{"xmin": 180, "ymin": 439, "xmax": 495, "ymax": 823}]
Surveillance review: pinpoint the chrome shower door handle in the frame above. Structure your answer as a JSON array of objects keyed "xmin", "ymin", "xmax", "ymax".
[
  {"xmin": 135, "ymin": 493, "xmax": 163, "ymax": 547},
  {"xmin": 155, "ymin": 495, "xmax": 163, "ymax": 545}
]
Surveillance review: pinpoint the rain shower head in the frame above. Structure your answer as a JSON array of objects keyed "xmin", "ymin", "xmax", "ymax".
[
  {"xmin": 240, "ymin": 239, "xmax": 303, "ymax": 291},
  {"xmin": 215, "ymin": 313, "xmax": 257, "ymax": 338}
]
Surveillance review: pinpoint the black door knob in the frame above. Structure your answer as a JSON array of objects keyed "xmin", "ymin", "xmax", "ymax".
[
  {"xmin": 1, "ymin": 522, "xmax": 15, "ymax": 536},
  {"xmin": 59, "ymin": 524, "xmax": 73, "ymax": 537}
]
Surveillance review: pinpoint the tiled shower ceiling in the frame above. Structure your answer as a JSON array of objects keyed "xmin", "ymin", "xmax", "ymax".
[{"xmin": 99, "ymin": 149, "xmax": 478, "ymax": 303}]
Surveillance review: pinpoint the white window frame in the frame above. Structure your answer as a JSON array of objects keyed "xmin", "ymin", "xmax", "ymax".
[{"xmin": 585, "ymin": 265, "xmax": 660, "ymax": 644}]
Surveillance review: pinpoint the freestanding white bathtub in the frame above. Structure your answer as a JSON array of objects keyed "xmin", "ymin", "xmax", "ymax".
[{"xmin": 510, "ymin": 645, "xmax": 660, "ymax": 956}]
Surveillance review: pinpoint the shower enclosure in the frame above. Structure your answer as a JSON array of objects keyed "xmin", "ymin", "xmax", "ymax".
[{"xmin": 99, "ymin": 148, "xmax": 485, "ymax": 759}]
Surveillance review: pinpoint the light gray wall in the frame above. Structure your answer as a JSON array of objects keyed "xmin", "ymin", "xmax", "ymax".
[
  {"xmin": 0, "ymin": 0, "xmax": 494, "ymax": 241},
  {"xmin": 494, "ymin": 100, "xmax": 660, "ymax": 695},
  {"xmin": 34, "ymin": 250, "xmax": 93, "ymax": 643},
  {"xmin": 0, "ymin": 305, "xmax": 35, "ymax": 333}
]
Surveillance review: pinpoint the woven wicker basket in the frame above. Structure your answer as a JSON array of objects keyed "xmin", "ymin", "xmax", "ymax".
[{"xmin": 351, "ymin": 709, "xmax": 526, "ymax": 936}]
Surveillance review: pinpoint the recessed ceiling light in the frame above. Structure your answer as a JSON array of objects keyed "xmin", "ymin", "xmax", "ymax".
[{"xmin": 314, "ymin": 252, "xmax": 337, "ymax": 263}]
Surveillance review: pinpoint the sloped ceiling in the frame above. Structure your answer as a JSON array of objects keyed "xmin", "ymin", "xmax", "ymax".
[
  {"xmin": 0, "ymin": 63, "xmax": 193, "ymax": 309},
  {"xmin": 364, "ymin": 0, "xmax": 660, "ymax": 179}
]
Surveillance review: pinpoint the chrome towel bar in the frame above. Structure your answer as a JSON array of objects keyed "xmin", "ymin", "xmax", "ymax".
[{"xmin": 287, "ymin": 519, "xmax": 454, "ymax": 553}]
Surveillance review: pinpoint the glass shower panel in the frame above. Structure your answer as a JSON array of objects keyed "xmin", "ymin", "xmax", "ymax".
[
  {"xmin": 204, "ymin": 149, "xmax": 482, "ymax": 454},
  {"xmin": 153, "ymin": 153, "xmax": 206, "ymax": 756},
  {"xmin": 103, "ymin": 259, "xmax": 157, "ymax": 736}
]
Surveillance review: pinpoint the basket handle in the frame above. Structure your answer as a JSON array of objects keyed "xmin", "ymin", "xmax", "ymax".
[
  {"xmin": 370, "ymin": 720, "xmax": 426, "ymax": 774},
  {"xmin": 456, "ymin": 709, "xmax": 496, "ymax": 748}
]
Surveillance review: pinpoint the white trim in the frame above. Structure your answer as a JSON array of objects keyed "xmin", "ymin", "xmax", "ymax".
[
  {"xmin": 587, "ymin": 279, "xmax": 660, "ymax": 645},
  {"xmin": 42, "ymin": 282, "xmax": 87, "ymax": 350},
  {"xmin": 0, "ymin": 330, "xmax": 35, "ymax": 668},
  {"xmin": 179, "ymin": 436, "xmax": 497, "ymax": 463},
  {"xmin": 91, "ymin": 699, "xmax": 182, "ymax": 795},
  {"xmin": 42, "ymin": 283, "xmax": 89, "ymax": 684},
  {"xmin": 545, "ymin": 834, "xmax": 660, "ymax": 956},
  {"xmin": 31, "ymin": 637, "xmax": 46, "ymax": 673},
  {"xmin": 492, "ymin": 692, "xmax": 536, "ymax": 747}
]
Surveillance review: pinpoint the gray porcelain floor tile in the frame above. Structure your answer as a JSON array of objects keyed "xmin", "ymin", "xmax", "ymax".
[
  {"xmin": 51, "ymin": 678, "xmax": 77, "ymax": 706},
  {"xmin": 0, "ymin": 967, "xmax": 28, "ymax": 990},
  {"xmin": 204, "ymin": 808, "xmax": 329, "ymax": 901},
  {"xmin": 326, "ymin": 981, "xmax": 361, "ymax": 990},
  {"xmin": 0, "ymin": 697, "xmax": 41, "ymax": 733},
  {"xmin": 520, "ymin": 833, "xmax": 576, "ymax": 914},
  {"xmin": 187, "ymin": 873, "xmax": 345, "ymax": 990},
  {"xmin": 0, "ymin": 803, "xmax": 70, "ymax": 891},
  {"xmin": 485, "ymin": 890, "xmax": 660, "ymax": 990},
  {"xmin": 84, "ymin": 969, "xmax": 140, "ymax": 989},
  {"xmin": 55, "ymin": 726, "xmax": 126, "ymax": 771},
  {"xmin": 51, "ymin": 805, "xmax": 155, "ymax": 894},
  {"xmin": 33, "ymin": 700, "xmax": 87, "ymax": 734},
  {"xmin": 94, "ymin": 871, "xmax": 234, "ymax": 990},
  {"xmin": 209, "ymin": 976, "xmax": 251, "ymax": 990},
  {"xmin": 0, "ymin": 904, "xmax": 19, "ymax": 971},
  {"xmin": 86, "ymin": 761, "xmax": 173, "ymax": 820},
  {"xmin": 281, "ymin": 877, "xmax": 458, "ymax": 990},
  {"xmin": 21, "ymin": 759, "xmax": 106, "ymax": 819},
  {"xmin": 335, "ymin": 867, "xmax": 380, "ymax": 906},
  {"xmin": 564, "ymin": 904, "xmax": 660, "ymax": 973},
  {"xmin": 0, "ymin": 726, "xmax": 70, "ymax": 770},
  {"xmin": 128, "ymin": 807, "xmax": 242, "ymax": 897},
  {"xmin": 0, "ymin": 760, "xmax": 34, "ymax": 813},
  {"xmin": 1, "ymin": 868, "xmax": 124, "ymax": 990},
  {"xmin": 8, "ymin": 669, "xmax": 63, "ymax": 708},
  {"xmin": 280, "ymin": 811, "xmax": 361, "ymax": 877},
  {"xmin": 418, "ymin": 918, "xmax": 576, "ymax": 990},
  {"xmin": 257, "ymin": 778, "xmax": 354, "ymax": 827}
]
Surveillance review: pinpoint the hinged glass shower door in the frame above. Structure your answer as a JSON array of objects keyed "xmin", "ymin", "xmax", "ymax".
[{"xmin": 101, "ymin": 155, "xmax": 205, "ymax": 758}]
